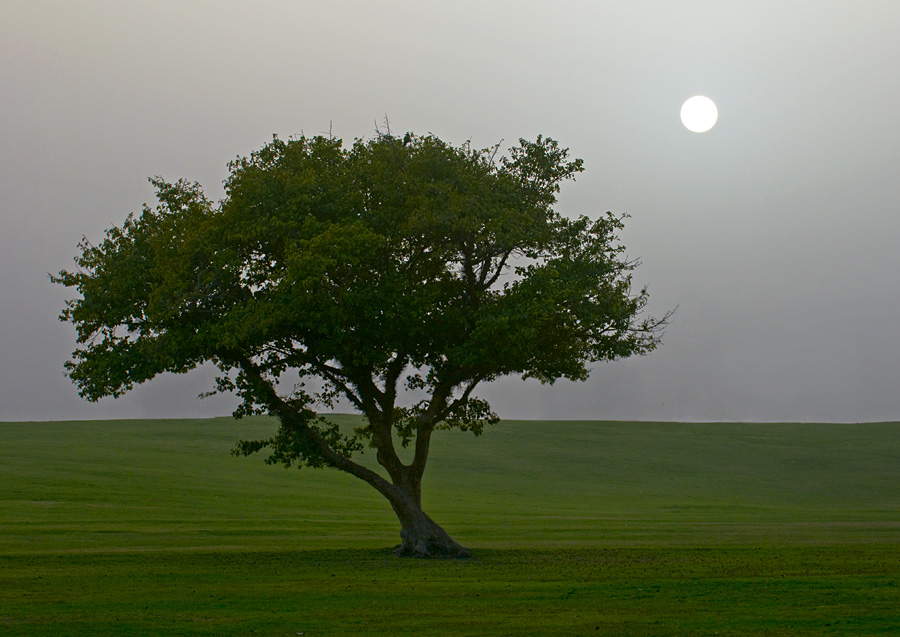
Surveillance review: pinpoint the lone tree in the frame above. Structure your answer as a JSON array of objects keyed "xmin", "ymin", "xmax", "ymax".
[{"xmin": 53, "ymin": 132, "xmax": 670, "ymax": 557}]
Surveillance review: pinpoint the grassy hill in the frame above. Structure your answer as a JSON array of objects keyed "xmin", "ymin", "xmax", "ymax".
[
  {"xmin": 2, "ymin": 416, "xmax": 898, "ymax": 553},
  {"xmin": 2, "ymin": 416, "xmax": 899, "ymax": 634}
]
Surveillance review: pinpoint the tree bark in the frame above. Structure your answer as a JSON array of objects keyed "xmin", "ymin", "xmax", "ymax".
[{"xmin": 386, "ymin": 486, "xmax": 470, "ymax": 558}]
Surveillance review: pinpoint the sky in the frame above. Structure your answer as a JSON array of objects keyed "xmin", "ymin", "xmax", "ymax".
[{"xmin": 2, "ymin": 0, "xmax": 899, "ymax": 423}]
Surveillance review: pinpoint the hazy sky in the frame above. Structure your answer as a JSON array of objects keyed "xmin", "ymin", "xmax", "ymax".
[{"xmin": 3, "ymin": 1, "xmax": 899, "ymax": 423}]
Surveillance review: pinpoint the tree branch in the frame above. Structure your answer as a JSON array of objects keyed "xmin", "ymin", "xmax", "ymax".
[
  {"xmin": 408, "ymin": 382, "xmax": 454, "ymax": 480},
  {"xmin": 347, "ymin": 368, "xmax": 407, "ymax": 484},
  {"xmin": 234, "ymin": 353, "xmax": 399, "ymax": 499},
  {"xmin": 277, "ymin": 347, "xmax": 367, "ymax": 412},
  {"xmin": 435, "ymin": 376, "xmax": 485, "ymax": 423},
  {"xmin": 479, "ymin": 249, "xmax": 512, "ymax": 289},
  {"xmin": 379, "ymin": 351, "xmax": 408, "ymax": 414}
]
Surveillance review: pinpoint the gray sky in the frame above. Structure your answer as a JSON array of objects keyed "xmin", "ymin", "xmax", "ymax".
[{"xmin": 3, "ymin": 0, "xmax": 899, "ymax": 422}]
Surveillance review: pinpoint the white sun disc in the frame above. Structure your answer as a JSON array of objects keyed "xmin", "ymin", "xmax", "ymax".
[{"xmin": 680, "ymin": 96, "xmax": 718, "ymax": 132}]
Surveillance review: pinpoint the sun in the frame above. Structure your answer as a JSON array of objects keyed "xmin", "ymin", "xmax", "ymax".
[{"xmin": 680, "ymin": 96, "xmax": 718, "ymax": 133}]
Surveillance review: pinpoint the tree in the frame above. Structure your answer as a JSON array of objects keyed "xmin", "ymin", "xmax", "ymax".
[{"xmin": 53, "ymin": 132, "xmax": 670, "ymax": 558}]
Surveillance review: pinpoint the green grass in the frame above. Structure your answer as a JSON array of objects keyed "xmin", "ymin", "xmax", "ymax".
[
  {"xmin": 3, "ymin": 547, "xmax": 899, "ymax": 635},
  {"xmin": 2, "ymin": 416, "xmax": 900, "ymax": 634}
]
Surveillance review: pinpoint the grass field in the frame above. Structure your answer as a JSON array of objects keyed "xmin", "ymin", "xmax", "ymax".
[{"xmin": 2, "ymin": 416, "xmax": 899, "ymax": 634}]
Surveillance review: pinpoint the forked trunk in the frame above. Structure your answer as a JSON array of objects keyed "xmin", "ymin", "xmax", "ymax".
[{"xmin": 387, "ymin": 488, "xmax": 470, "ymax": 558}]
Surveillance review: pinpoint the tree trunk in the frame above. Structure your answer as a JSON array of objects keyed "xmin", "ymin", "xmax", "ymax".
[{"xmin": 386, "ymin": 488, "xmax": 470, "ymax": 558}]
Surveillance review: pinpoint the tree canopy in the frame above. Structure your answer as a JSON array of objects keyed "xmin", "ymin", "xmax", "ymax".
[{"xmin": 54, "ymin": 131, "xmax": 670, "ymax": 557}]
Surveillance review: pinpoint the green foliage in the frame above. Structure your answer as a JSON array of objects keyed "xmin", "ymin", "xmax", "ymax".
[
  {"xmin": 54, "ymin": 131, "xmax": 669, "ymax": 496},
  {"xmin": 232, "ymin": 412, "xmax": 362, "ymax": 469}
]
